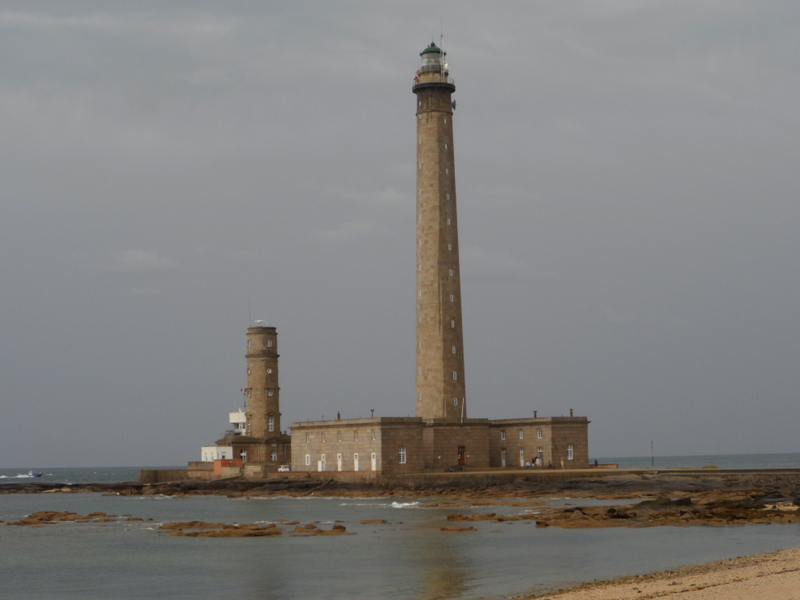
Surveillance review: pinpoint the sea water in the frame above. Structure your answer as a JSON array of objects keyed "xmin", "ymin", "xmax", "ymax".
[{"xmin": 1, "ymin": 454, "xmax": 799, "ymax": 600}]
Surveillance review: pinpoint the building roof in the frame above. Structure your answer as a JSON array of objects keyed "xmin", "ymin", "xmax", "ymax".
[{"xmin": 420, "ymin": 42, "xmax": 442, "ymax": 55}]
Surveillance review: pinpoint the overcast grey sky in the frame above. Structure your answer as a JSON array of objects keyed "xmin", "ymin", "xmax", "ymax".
[{"xmin": 1, "ymin": 1, "xmax": 798, "ymax": 468}]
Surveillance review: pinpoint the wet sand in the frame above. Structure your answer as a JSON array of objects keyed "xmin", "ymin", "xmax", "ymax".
[{"xmin": 524, "ymin": 546, "xmax": 800, "ymax": 600}]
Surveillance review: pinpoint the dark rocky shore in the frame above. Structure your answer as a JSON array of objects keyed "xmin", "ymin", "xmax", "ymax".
[
  {"xmin": 3, "ymin": 471, "xmax": 799, "ymax": 531},
  {"xmin": 3, "ymin": 470, "xmax": 800, "ymax": 503}
]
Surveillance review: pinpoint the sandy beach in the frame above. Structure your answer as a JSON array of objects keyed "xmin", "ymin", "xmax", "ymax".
[{"xmin": 526, "ymin": 547, "xmax": 800, "ymax": 600}]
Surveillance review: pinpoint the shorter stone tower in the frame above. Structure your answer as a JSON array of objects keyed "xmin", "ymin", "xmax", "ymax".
[
  {"xmin": 245, "ymin": 325, "xmax": 280, "ymax": 438},
  {"xmin": 215, "ymin": 325, "xmax": 290, "ymax": 470}
]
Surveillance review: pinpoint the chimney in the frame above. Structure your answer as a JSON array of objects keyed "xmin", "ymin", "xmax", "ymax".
[
  {"xmin": 533, "ymin": 410, "xmax": 538, "ymax": 418},
  {"xmin": 569, "ymin": 408, "xmax": 574, "ymax": 417}
]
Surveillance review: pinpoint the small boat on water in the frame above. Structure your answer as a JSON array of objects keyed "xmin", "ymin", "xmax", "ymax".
[{"xmin": 0, "ymin": 471, "xmax": 43, "ymax": 479}]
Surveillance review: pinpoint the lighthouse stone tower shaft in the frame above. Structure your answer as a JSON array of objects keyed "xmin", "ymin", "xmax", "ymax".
[
  {"xmin": 245, "ymin": 326, "xmax": 280, "ymax": 441},
  {"xmin": 413, "ymin": 43, "xmax": 466, "ymax": 422}
]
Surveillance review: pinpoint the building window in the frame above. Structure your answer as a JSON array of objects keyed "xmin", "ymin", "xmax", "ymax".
[
  {"xmin": 322, "ymin": 433, "xmax": 326, "ymax": 442},
  {"xmin": 519, "ymin": 448, "xmax": 525, "ymax": 467},
  {"xmin": 246, "ymin": 389, "xmax": 251, "ymax": 397},
  {"xmin": 453, "ymin": 398, "xmax": 458, "ymax": 406},
  {"xmin": 271, "ymin": 451, "xmax": 278, "ymax": 462},
  {"xmin": 418, "ymin": 367, "xmax": 422, "ymax": 374},
  {"xmin": 337, "ymin": 431, "xmax": 342, "ymax": 442},
  {"xmin": 305, "ymin": 454, "xmax": 311, "ymax": 466},
  {"xmin": 354, "ymin": 431, "xmax": 359, "ymax": 441},
  {"xmin": 453, "ymin": 372, "xmax": 457, "ymax": 380},
  {"xmin": 268, "ymin": 389, "xmax": 274, "ymax": 396},
  {"xmin": 450, "ymin": 295, "xmax": 454, "ymax": 302},
  {"xmin": 268, "ymin": 416, "xmax": 274, "ymax": 432},
  {"xmin": 568, "ymin": 445, "xmax": 574, "ymax": 460},
  {"xmin": 399, "ymin": 447, "xmax": 407, "ymax": 464},
  {"xmin": 449, "ymin": 269, "xmax": 453, "ymax": 276},
  {"xmin": 446, "ymin": 193, "xmax": 450, "ymax": 199},
  {"xmin": 267, "ymin": 368, "xmax": 272, "ymax": 374},
  {"xmin": 418, "ymin": 341, "xmax": 422, "ymax": 348},
  {"xmin": 448, "ymin": 244, "xmax": 452, "ymax": 251},
  {"xmin": 447, "ymin": 219, "xmax": 451, "ymax": 225},
  {"xmin": 519, "ymin": 430, "xmax": 524, "ymax": 439},
  {"xmin": 452, "ymin": 346, "xmax": 456, "ymax": 354},
  {"xmin": 451, "ymin": 320, "xmax": 455, "ymax": 328},
  {"xmin": 445, "ymin": 144, "xmax": 448, "ymax": 150},
  {"xmin": 500, "ymin": 430, "xmax": 506, "ymax": 440},
  {"xmin": 371, "ymin": 430, "xmax": 376, "ymax": 440},
  {"xmin": 537, "ymin": 429, "xmax": 543, "ymax": 439},
  {"xmin": 247, "ymin": 340, "xmax": 252, "ymax": 349},
  {"xmin": 267, "ymin": 340, "xmax": 272, "ymax": 347},
  {"xmin": 305, "ymin": 433, "xmax": 310, "ymax": 443},
  {"xmin": 445, "ymin": 169, "xmax": 449, "ymax": 174},
  {"xmin": 247, "ymin": 368, "xmax": 251, "ymax": 375}
]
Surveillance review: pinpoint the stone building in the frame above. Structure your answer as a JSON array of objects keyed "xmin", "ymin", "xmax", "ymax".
[
  {"xmin": 290, "ymin": 42, "xmax": 589, "ymax": 476},
  {"xmin": 200, "ymin": 325, "xmax": 290, "ymax": 475}
]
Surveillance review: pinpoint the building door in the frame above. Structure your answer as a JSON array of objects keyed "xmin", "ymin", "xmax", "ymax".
[
  {"xmin": 319, "ymin": 454, "xmax": 326, "ymax": 472},
  {"xmin": 457, "ymin": 446, "xmax": 466, "ymax": 466},
  {"xmin": 337, "ymin": 453, "xmax": 343, "ymax": 471},
  {"xmin": 371, "ymin": 452, "xmax": 377, "ymax": 471},
  {"xmin": 519, "ymin": 448, "xmax": 525, "ymax": 467},
  {"xmin": 353, "ymin": 453, "xmax": 359, "ymax": 472},
  {"xmin": 501, "ymin": 449, "xmax": 507, "ymax": 468}
]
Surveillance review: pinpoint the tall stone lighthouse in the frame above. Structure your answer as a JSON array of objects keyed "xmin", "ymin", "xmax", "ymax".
[{"xmin": 413, "ymin": 43, "xmax": 466, "ymax": 422}]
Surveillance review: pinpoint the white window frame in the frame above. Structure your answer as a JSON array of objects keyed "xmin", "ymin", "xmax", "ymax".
[
  {"xmin": 519, "ymin": 430, "xmax": 524, "ymax": 440},
  {"xmin": 305, "ymin": 454, "xmax": 311, "ymax": 466},
  {"xmin": 399, "ymin": 447, "xmax": 407, "ymax": 464},
  {"xmin": 567, "ymin": 444, "xmax": 574, "ymax": 460},
  {"xmin": 537, "ymin": 428, "xmax": 543, "ymax": 439},
  {"xmin": 500, "ymin": 430, "xmax": 506, "ymax": 440},
  {"xmin": 268, "ymin": 416, "xmax": 274, "ymax": 432}
]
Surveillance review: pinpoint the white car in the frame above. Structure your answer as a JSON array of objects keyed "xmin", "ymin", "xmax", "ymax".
[{"xmin": 278, "ymin": 465, "xmax": 291, "ymax": 472}]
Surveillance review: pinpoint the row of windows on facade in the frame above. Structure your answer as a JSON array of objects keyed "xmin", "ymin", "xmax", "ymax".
[
  {"xmin": 415, "ymin": 370, "xmax": 458, "ymax": 383},
  {"xmin": 417, "ymin": 265, "xmax": 457, "ymax": 276},
  {"xmin": 244, "ymin": 415, "xmax": 277, "ymax": 432},
  {"xmin": 243, "ymin": 388, "xmax": 276, "ymax": 397},
  {"xmin": 501, "ymin": 445, "xmax": 574, "ymax": 463},
  {"xmin": 417, "ymin": 318, "xmax": 459, "ymax": 328},
  {"xmin": 304, "ymin": 430, "xmax": 379, "ymax": 443},
  {"xmin": 304, "ymin": 448, "xmax": 406, "ymax": 467},
  {"xmin": 417, "ymin": 136, "xmax": 449, "ymax": 150},
  {"xmin": 246, "ymin": 339, "xmax": 273, "ymax": 349},
  {"xmin": 499, "ymin": 429, "xmax": 545, "ymax": 441},
  {"xmin": 419, "ymin": 163, "xmax": 450, "ymax": 175},
  {"xmin": 416, "ymin": 393, "xmax": 461, "ymax": 406},
  {"xmin": 246, "ymin": 368, "xmax": 273, "ymax": 375}
]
